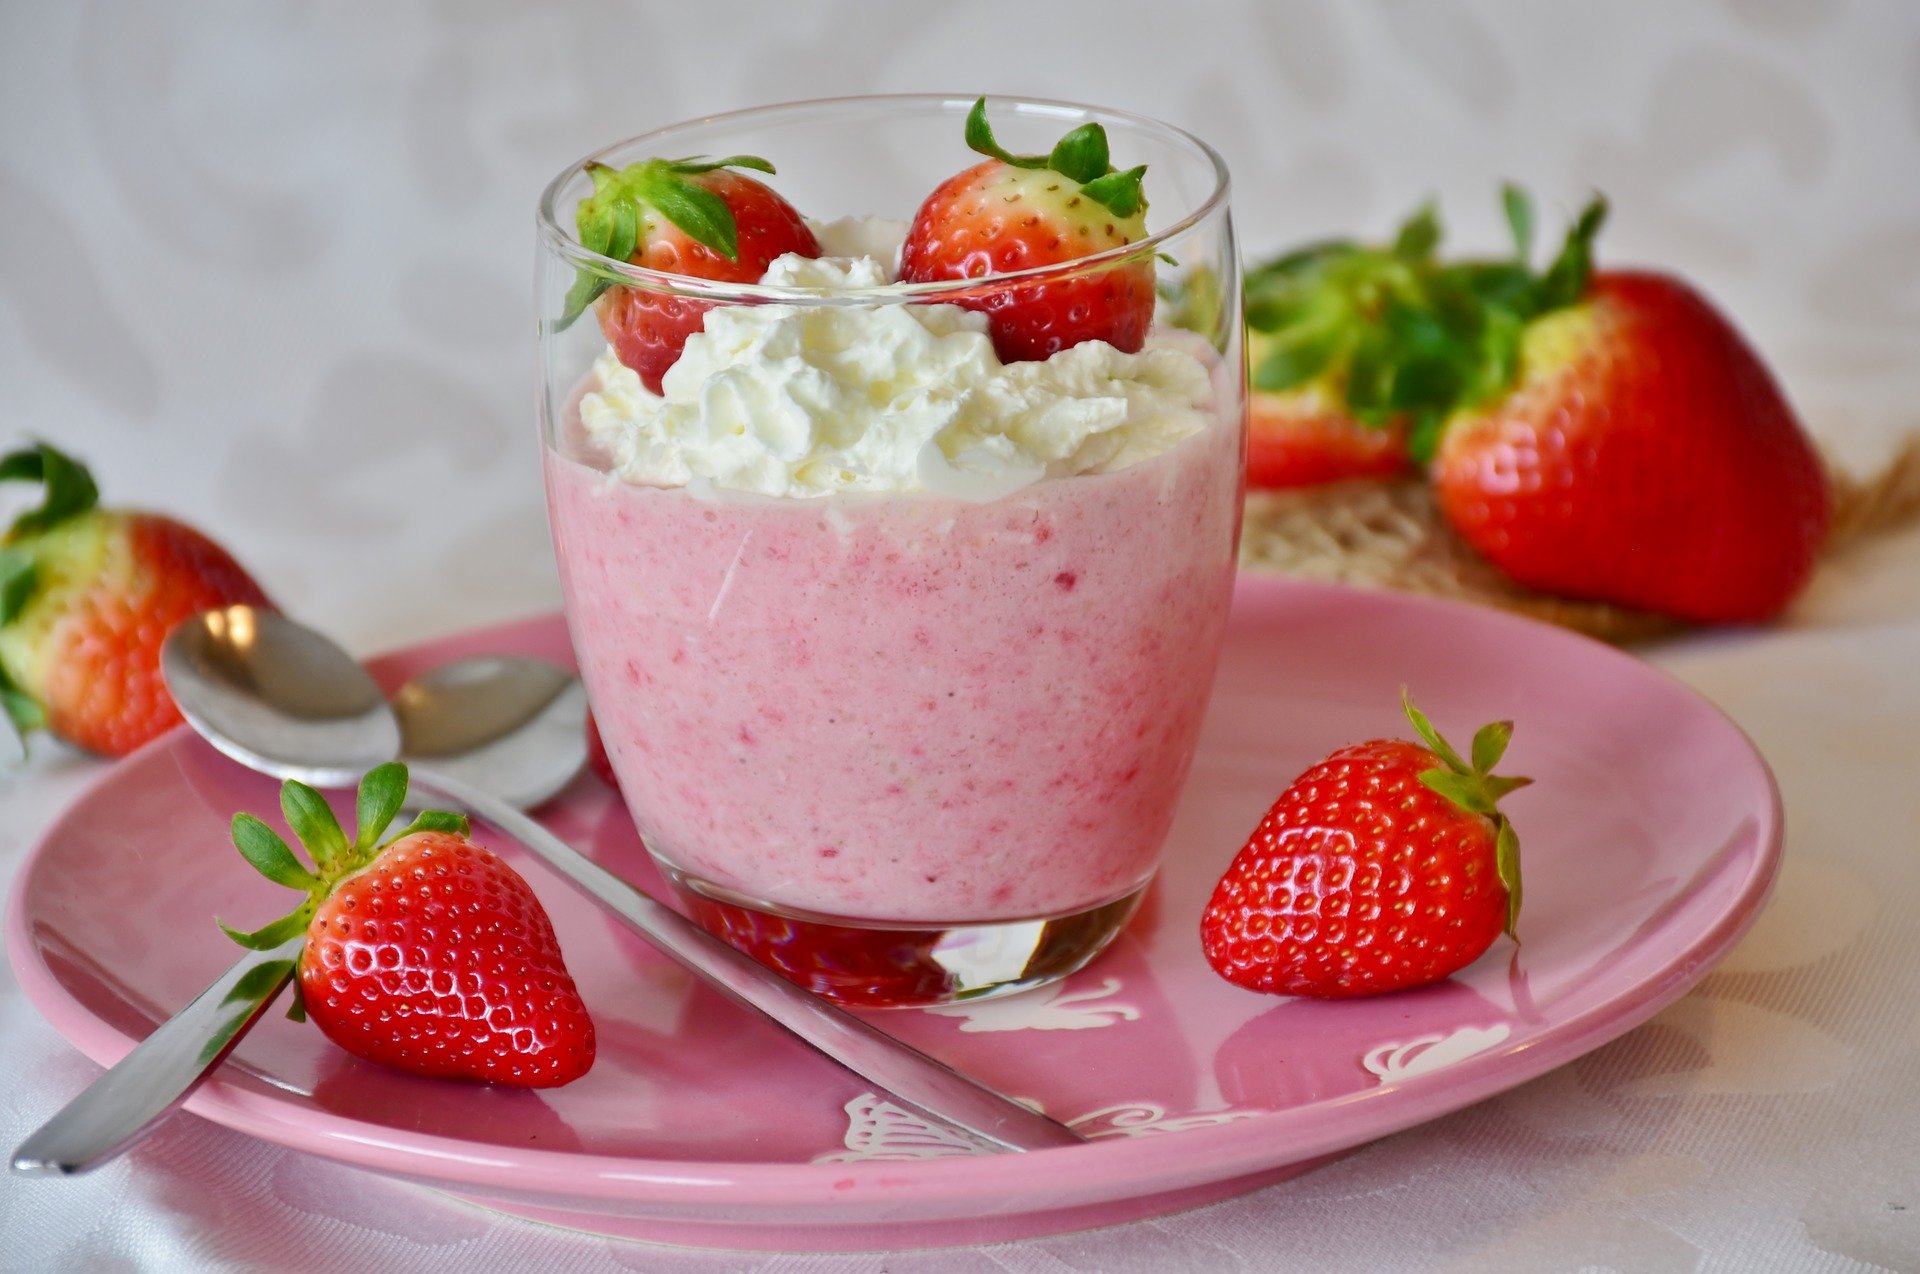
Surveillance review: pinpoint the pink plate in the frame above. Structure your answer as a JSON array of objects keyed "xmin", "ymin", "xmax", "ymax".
[{"xmin": 6, "ymin": 578, "xmax": 1782, "ymax": 1252}]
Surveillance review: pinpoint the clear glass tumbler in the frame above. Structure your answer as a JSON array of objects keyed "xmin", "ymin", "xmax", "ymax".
[{"xmin": 536, "ymin": 95, "xmax": 1242, "ymax": 1007}]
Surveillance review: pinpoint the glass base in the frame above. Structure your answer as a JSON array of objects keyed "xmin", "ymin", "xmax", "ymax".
[{"xmin": 658, "ymin": 863, "xmax": 1149, "ymax": 1008}]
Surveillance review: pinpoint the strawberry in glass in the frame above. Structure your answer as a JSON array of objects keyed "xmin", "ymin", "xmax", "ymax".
[
  {"xmin": 900, "ymin": 98, "xmax": 1155, "ymax": 363},
  {"xmin": 560, "ymin": 156, "xmax": 819, "ymax": 393}
]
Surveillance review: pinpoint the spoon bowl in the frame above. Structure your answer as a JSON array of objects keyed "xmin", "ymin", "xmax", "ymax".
[
  {"xmin": 393, "ymin": 657, "xmax": 586, "ymax": 810},
  {"xmin": 163, "ymin": 608, "xmax": 588, "ymax": 806},
  {"xmin": 161, "ymin": 606, "xmax": 398, "ymax": 788}
]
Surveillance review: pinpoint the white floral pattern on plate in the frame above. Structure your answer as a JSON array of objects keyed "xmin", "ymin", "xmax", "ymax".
[
  {"xmin": 920, "ymin": 977, "xmax": 1142, "ymax": 1033},
  {"xmin": 813, "ymin": 1094, "xmax": 994, "ymax": 1163},
  {"xmin": 1363, "ymin": 1024, "xmax": 1513, "ymax": 1083},
  {"xmin": 1069, "ymin": 1104, "xmax": 1265, "ymax": 1139},
  {"xmin": 814, "ymin": 1094, "xmax": 1263, "ymax": 1163}
]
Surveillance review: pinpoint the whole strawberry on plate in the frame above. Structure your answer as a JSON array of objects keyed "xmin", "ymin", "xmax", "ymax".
[
  {"xmin": 899, "ymin": 97, "xmax": 1155, "ymax": 363},
  {"xmin": 1202, "ymin": 692, "xmax": 1528, "ymax": 998},
  {"xmin": 0, "ymin": 443, "xmax": 271, "ymax": 757},
  {"xmin": 559, "ymin": 155, "xmax": 820, "ymax": 393},
  {"xmin": 223, "ymin": 763, "xmax": 596, "ymax": 1087}
]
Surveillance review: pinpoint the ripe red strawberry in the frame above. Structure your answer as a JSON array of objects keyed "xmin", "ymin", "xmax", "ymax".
[
  {"xmin": 1245, "ymin": 188, "xmax": 1830, "ymax": 616},
  {"xmin": 0, "ymin": 443, "xmax": 271, "ymax": 756},
  {"xmin": 1433, "ymin": 269, "xmax": 1830, "ymax": 621},
  {"xmin": 1246, "ymin": 388, "xmax": 1412, "ymax": 489},
  {"xmin": 560, "ymin": 156, "xmax": 820, "ymax": 393},
  {"xmin": 224, "ymin": 764, "xmax": 595, "ymax": 1087},
  {"xmin": 1201, "ymin": 693, "xmax": 1528, "ymax": 998},
  {"xmin": 899, "ymin": 97, "xmax": 1155, "ymax": 363}
]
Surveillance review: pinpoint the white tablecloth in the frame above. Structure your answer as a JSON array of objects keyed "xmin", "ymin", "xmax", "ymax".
[{"xmin": 4, "ymin": 3, "xmax": 1917, "ymax": 1269}]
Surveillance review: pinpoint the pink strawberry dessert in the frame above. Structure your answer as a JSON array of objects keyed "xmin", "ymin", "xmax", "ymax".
[{"xmin": 540, "ymin": 100, "xmax": 1242, "ymax": 1005}]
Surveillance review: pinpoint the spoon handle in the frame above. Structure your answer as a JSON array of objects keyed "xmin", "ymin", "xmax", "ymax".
[
  {"xmin": 408, "ymin": 767, "xmax": 1086, "ymax": 1153},
  {"xmin": 11, "ymin": 938, "xmax": 304, "ymax": 1175}
]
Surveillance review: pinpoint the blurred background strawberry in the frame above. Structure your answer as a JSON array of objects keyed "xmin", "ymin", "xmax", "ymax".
[
  {"xmin": 1238, "ymin": 190, "xmax": 1838, "ymax": 624},
  {"xmin": 0, "ymin": 443, "xmax": 270, "ymax": 756}
]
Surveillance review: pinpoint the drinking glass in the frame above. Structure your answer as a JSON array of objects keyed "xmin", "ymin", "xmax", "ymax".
[{"xmin": 537, "ymin": 95, "xmax": 1242, "ymax": 1007}]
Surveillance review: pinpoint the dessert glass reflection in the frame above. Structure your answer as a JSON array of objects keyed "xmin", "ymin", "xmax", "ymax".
[{"xmin": 536, "ymin": 96, "xmax": 1242, "ymax": 1006}]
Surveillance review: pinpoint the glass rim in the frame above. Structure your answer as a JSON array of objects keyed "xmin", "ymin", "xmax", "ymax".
[{"xmin": 535, "ymin": 92, "xmax": 1232, "ymax": 304}]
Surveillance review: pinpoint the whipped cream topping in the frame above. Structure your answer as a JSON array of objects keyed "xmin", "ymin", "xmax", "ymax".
[
  {"xmin": 575, "ymin": 232, "xmax": 1213, "ymax": 501},
  {"xmin": 805, "ymin": 216, "xmax": 909, "ymax": 274}
]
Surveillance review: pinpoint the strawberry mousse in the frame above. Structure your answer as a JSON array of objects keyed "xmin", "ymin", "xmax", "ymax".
[{"xmin": 548, "ymin": 239, "xmax": 1240, "ymax": 924}]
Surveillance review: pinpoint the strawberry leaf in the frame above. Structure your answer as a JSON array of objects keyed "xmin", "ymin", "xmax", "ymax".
[
  {"xmin": 354, "ymin": 762, "xmax": 410, "ymax": 852},
  {"xmin": 1484, "ymin": 774, "xmax": 1534, "ymax": 800},
  {"xmin": 1401, "ymin": 689, "xmax": 1471, "ymax": 773},
  {"xmin": 558, "ymin": 272, "xmax": 614, "ymax": 331},
  {"xmin": 1450, "ymin": 261, "xmax": 1543, "ymax": 315},
  {"xmin": 1538, "ymin": 195, "xmax": 1608, "ymax": 310},
  {"xmin": 0, "ymin": 442, "xmax": 100, "ymax": 540},
  {"xmin": 1495, "ymin": 817, "xmax": 1522, "ymax": 938},
  {"xmin": 231, "ymin": 814, "xmax": 319, "ymax": 890},
  {"xmin": 1080, "ymin": 165, "xmax": 1148, "ymax": 219},
  {"xmin": 577, "ymin": 192, "xmax": 617, "ymax": 259},
  {"xmin": 1501, "ymin": 184, "xmax": 1533, "ymax": 261},
  {"xmin": 1471, "ymin": 720, "xmax": 1513, "ymax": 772},
  {"xmin": 220, "ymin": 905, "xmax": 314, "ymax": 952},
  {"xmin": 286, "ymin": 984, "xmax": 307, "ymax": 1023},
  {"xmin": 1047, "ymin": 124, "xmax": 1110, "ymax": 186},
  {"xmin": 398, "ymin": 808, "xmax": 469, "ymax": 837},
  {"xmin": 606, "ymin": 199, "xmax": 639, "ymax": 270},
  {"xmin": 222, "ymin": 957, "xmax": 296, "ymax": 1007},
  {"xmin": 1343, "ymin": 328, "xmax": 1397, "ymax": 422},
  {"xmin": 1464, "ymin": 306, "xmax": 1526, "ymax": 405},
  {"xmin": 664, "ymin": 154, "xmax": 775, "ymax": 176},
  {"xmin": 280, "ymin": 780, "xmax": 351, "ymax": 875},
  {"xmin": 964, "ymin": 97, "xmax": 1049, "ymax": 171},
  {"xmin": 0, "ymin": 684, "xmax": 43, "ymax": 735},
  {"xmin": 1419, "ymin": 768, "xmax": 1497, "ymax": 816},
  {"xmin": 0, "ymin": 549, "xmax": 35, "ymax": 625},
  {"xmin": 1406, "ymin": 411, "xmax": 1448, "ymax": 465},
  {"xmin": 1392, "ymin": 204, "xmax": 1441, "ymax": 263},
  {"xmin": 1251, "ymin": 324, "xmax": 1347, "ymax": 393},
  {"xmin": 640, "ymin": 168, "xmax": 738, "ymax": 260}
]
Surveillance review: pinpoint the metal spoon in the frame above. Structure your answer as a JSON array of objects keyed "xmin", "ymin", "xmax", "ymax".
[
  {"xmin": 11, "ymin": 644, "xmax": 590, "ymax": 1176},
  {"xmin": 16, "ymin": 607, "xmax": 1081, "ymax": 1175}
]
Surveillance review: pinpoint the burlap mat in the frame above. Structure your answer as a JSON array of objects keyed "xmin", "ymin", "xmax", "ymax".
[{"xmin": 1240, "ymin": 433, "xmax": 1920, "ymax": 643}]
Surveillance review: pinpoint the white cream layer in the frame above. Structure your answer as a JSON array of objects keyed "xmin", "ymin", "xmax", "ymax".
[{"xmin": 577, "ymin": 239, "xmax": 1212, "ymax": 501}]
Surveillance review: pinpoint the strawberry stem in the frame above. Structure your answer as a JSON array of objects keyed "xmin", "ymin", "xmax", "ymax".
[
  {"xmin": 1402, "ymin": 689, "xmax": 1530, "ymax": 940},
  {"xmin": 219, "ymin": 765, "xmax": 470, "ymax": 958},
  {"xmin": 963, "ymin": 97, "xmax": 1148, "ymax": 220},
  {"xmin": 1243, "ymin": 188, "xmax": 1611, "ymax": 463},
  {"xmin": 558, "ymin": 153, "xmax": 780, "ymax": 330}
]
